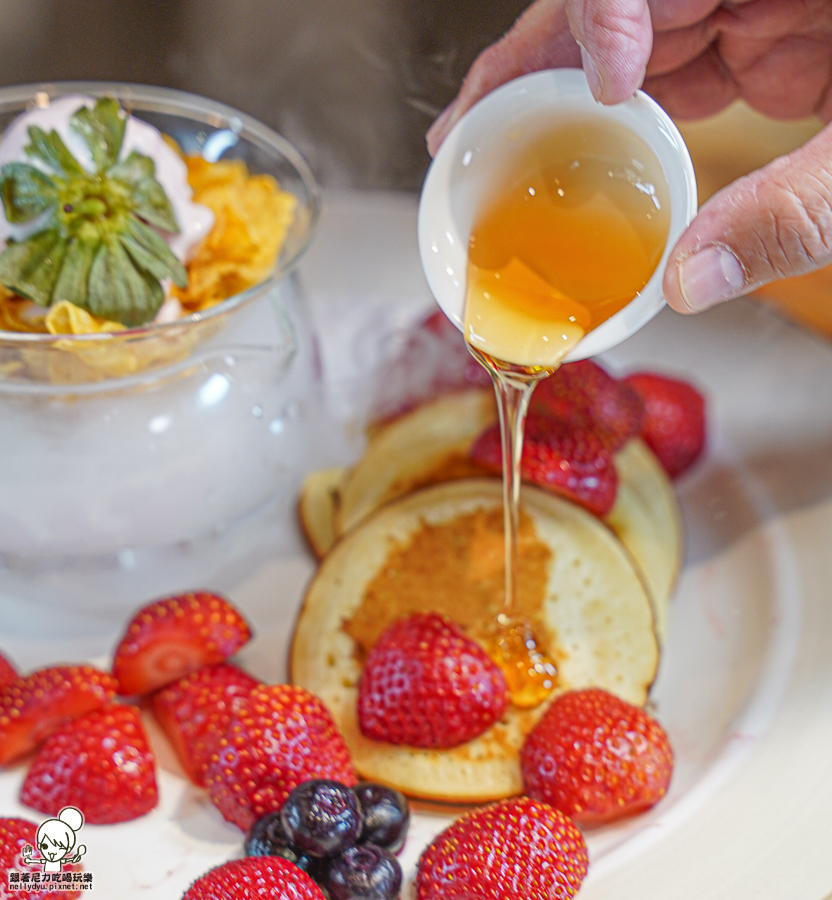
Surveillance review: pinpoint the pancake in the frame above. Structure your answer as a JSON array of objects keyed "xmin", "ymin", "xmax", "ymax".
[
  {"xmin": 297, "ymin": 465, "xmax": 347, "ymax": 559},
  {"xmin": 297, "ymin": 390, "xmax": 681, "ymax": 642},
  {"xmin": 290, "ymin": 478, "xmax": 658, "ymax": 803}
]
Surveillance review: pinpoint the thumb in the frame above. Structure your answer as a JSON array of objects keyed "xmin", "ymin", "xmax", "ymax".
[
  {"xmin": 665, "ymin": 123, "xmax": 832, "ymax": 314},
  {"xmin": 565, "ymin": 0, "xmax": 653, "ymax": 103}
]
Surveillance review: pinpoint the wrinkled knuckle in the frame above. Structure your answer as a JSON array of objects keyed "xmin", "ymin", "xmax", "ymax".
[
  {"xmin": 763, "ymin": 167, "xmax": 832, "ymax": 274},
  {"xmin": 752, "ymin": 158, "xmax": 832, "ymax": 280}
]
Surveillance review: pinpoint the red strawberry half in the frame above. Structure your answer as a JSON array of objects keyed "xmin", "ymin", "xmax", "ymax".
[
  {"xmin": 416, "ymin": 796, "xmax": 588, "ymax": 900},
  {"xmin": 151, "ymin": 663, "xmax": 261, "ymax": 785},
  {"xmin": 532, "ymin": 359, "xmax": 644, "ymax": 451},
  {"xmin": 358, "ymin": 613, "xmax": 508, "ymax": 749},
  {"xmin": 0, "ymin": 651, "xmax": 16, "ymax": 689},
  {"xmin": 182, "ymin": 856, "xmax": 326, "ymax": 900},
  {"xmin": 0, "ymin": 665, "xmax": 118, "ymax": 766},
  {"xmin": 471, "ymin": 412, "xmax": 618, "ymax": 516},
  {"xmin": 521, "ymin": 687, "xmax": 674, "ymax": 826},
  {"xmin": 113, "ymin": 591, "xmax": 252, "ymax": 696},
  {"xmin": 623, "ymin": 372, "xmax": 706, "ymax": 477},
  {"xmin": 1, "ymin": 817, "xmax": 82, "ymax": 900},
  {"xmin": 20, "ymin": 703, "xmax": 158, "ymax": 824},
  {"xmin": 204, "ymin": 684, "xmax": 356, "ymax": 831}
]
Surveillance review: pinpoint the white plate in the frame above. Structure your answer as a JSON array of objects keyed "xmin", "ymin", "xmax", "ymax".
[{"xmin": 2, "ymin": 192, "xmax": 832, "ymax": 899}]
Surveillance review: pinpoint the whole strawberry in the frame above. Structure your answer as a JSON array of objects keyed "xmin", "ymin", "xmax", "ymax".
[
  {"xmin": 151, "ymin": 663, "xmax": 261, "ymax": 785},
  {"xmin": 358, "ymin": 613, "xmax": 508, "ymax": 749},
  {"xmin": 183, "ymin": 856, "xmax": 326, "ymax": 900},
  {"xmin": 471, "ymin": 413, "xmax": 618, "ymax": 515},
  {"xmin": 623, "ymin": 372, "xmax": 706, "ymax": 477},
  {"xmin": 532, "ymin": 359, "xmax": 644, "ymax": 451},
  {"xmin": 0, "ymin": 665, "xmax": 118, "ymax": 766},
  {"xmin": 0, "ymin": 650, "xmax": 16, "ymax": 689},
  {"xmin": 521, "ymin": 687, "xmax": 673, "ymax": 826},
  {"xmin": 20, "ymin": 703, "xmax": 158, "ymax": 824},
  {"xmin": 0, "ymin": 817, "xmax": 82, "ymax": 899},
  {"xmin": 204, "ymin": 684, "xmax": 356, "ymax": 831},
  {"xmin": 416, "ymin": 796, "xmax": 587, "ymax": 900},
  {"xmin": 112, "ymin": 591, "xmax": 252, "ymax": 696}
]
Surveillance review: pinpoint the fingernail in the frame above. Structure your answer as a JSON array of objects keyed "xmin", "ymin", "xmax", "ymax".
[
  {"xmin": 679, "ymin": 245, "xmax": 746, "ymax": 312},
  {"xmin": 426, "ymin": 98, "xmax": 460, "ymax": 157},
  {"xmin": 579, "ymin": 45, "xmax": 603, "ymax": 101}
]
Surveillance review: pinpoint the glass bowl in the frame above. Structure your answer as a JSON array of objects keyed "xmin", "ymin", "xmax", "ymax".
[{"xmin": 0, "ymin": 82, "xmax": 322, "ymax": 618}]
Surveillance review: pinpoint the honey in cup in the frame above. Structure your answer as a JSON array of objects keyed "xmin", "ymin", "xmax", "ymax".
[
  {"xmin": 464, "ymin": 117, "xmax": 671, "ymax": 369},
  {"xmin": 464, "ymin": 116, "xmax": 672, "ymax": 708}
]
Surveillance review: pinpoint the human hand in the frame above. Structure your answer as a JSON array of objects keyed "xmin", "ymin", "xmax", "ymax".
[{"xmin": 426, "ymin": 0, "xmax": 832, "ymax": 316}]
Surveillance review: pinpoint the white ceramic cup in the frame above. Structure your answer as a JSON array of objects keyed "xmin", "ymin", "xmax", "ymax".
[{"xmin": 418, "ymin": 68, "xmax": 698, "ymax": 361}]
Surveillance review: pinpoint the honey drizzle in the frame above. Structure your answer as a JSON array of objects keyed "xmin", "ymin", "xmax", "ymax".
[{"xmin": 470, "ymin": 347, "xmax": 558, "ymax": 708}]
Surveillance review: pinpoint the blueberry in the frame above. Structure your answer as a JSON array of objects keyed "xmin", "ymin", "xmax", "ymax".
[
  {"xmin": 245, "ymin": 811, "xmax": 295, "ymax": 859},
  {"xmin": 321, "ymin": 844, "xmax": 402, "ymax": 900},
  {"xmin": 353, "ymin": 783, "xmax": 410, "ymax": 854},
  {"xmin": 281, "ymin": 779, "xmax": 363, "ymax": 858},
  {"xmin": 244, "ymin": 811, "xmax": 314, "ymax": 873}
]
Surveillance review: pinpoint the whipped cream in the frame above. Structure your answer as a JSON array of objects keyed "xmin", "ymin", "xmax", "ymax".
[{"xmin": 0, "ymin": 94, "xmax": 214, "ymax": 263}]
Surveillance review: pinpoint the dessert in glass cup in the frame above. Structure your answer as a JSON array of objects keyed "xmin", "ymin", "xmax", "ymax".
[{"xmin": 0, "ymin": 83, "xmax": 320, "ymax": 616}]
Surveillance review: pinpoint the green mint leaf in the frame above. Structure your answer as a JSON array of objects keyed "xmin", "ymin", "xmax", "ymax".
[
  {"xmin": 120, "ymin": 214, "xmax": 187, "ymax": 287},
  {"xmin": 0, "ymin": 162, "xmax": 58, "ymax": 223},
  {"xmin": 51, "ymin": 233, "xmax": 100, "ymax": 308},
  {"xmin": 0, "ymin": 228, "xmax": 67, "ymax": 306},
  {"xmin": 25, "ymin": 126, "xmax": 85, "ymax": 178},
  {"xmin": 109, "ymin": 151, "xmax": 180, "ymax": 233},
  {"xmin": 70, "ymin": 97, "xmax": 126, "ymax": 173},
  {"xmin": 86, "ymin": 236, "xmax": 164, "ymax": 326}
]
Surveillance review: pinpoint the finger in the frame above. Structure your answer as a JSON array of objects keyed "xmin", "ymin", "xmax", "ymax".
[
  {"xmin": 643, "ymin": 45, "xmax": 738, "ymax": 119},
  {"xmin": 647, "ymin": 0, "xmax": 720, "ymax": 32},
  {"xmin": 647, "ymin": 19, "xmax": 718, "ymax": 77},
  {"xmin": 663, "ymin": 122, "xmax": 832, "ymax": 313},
  {"xmin": 720, "ymin": 33, "xmax": 832, "ymax": 119},
  {"xmin": 426, "ymin": 0, "xmax": 578, "ymax": 157},
  {"xmin": 565, "ymin": 0, "xmax": 653, "ymax": 103},
  {"xmin": 714, "ymin": 0, "xmax": 832, "ymax": 41}
]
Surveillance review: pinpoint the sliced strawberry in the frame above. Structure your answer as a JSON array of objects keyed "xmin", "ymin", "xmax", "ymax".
[
  {"xmin": 0, "ymin": 649, "xmax": 17, "ymax": 688},
  {"xmin": 0, "ymin": 817, "xmax": 82, "ymax": 899},
  {"xmin": 531, "ymin": 359, "xmax": 644, "ymax": 451},
  {"xmin": 112, "ymin": 591, "xmax": 252, "ymax": 696},
  {"xmin": 471, "ymin": 412, "xmax": 618, "ymax": 516},
  {"xmin": 20, "ymin": 703, "xmax": 158, "ymax": 825},
  {"xmin": 151, "ymin": 663, "xmax": 261, "ymax": 785},
  {"xmin": 0, "ymin": 665, "xmax": 118, "ymax": 766},
  {"xmin": 623, "ymin": 372, "xmax": 706, "ymax": 477},
  {"xmin": 358, "ymin": 613, "xmax": 508, "ymax": 749},
  {"xmin": 204, "ymin": 684, "xmax": 356, "ymax": 831}
]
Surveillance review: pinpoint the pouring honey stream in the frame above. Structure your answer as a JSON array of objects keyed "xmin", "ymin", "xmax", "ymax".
[{"xmin": 464, "ymin": 117, "xmax": 671, "ymax": 708}]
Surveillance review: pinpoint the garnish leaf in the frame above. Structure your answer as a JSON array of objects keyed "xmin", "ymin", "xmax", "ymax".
[
  {"xmin": 70, "ymin": 98, "xmax": 126, "ymax": 173},
  {"xmin": 51, "ymin": 233, "xmax": 100, "ymax": 308},
  {"xmin": 87, "ymin": 237, "xmax": 164, "ymax": 326},
  {"xmin": 120, "ymin": 214, "xmax": 187, "ymax": 287},
  {"xmin": 25, "ymin": 126, "xmax": 85, "ymax": 178},
  {"xmin": 109, "ymin": 151, "xmax": 180, "ymax": 233},
  {"xmin": 0, "ymin": 228, "xmax": 67, "ymax": 306},
  {"xmin": 0, "ymin": 162, "xmax": 58, "ymax": 223},
  {"xmin": 0, "ymin": 99, "xmax": 189, "ymax": 325}
]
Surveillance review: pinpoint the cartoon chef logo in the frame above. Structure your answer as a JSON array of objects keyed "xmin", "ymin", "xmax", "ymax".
[{"xmin": 21, "ymin": 807, "xmax": 87, "ymax": 875}]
